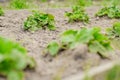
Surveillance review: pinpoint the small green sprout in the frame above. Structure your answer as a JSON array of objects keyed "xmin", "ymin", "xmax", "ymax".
[
  {"xmin": 0, "ymin": 7, "xmax": 4, "ymax": 16},
  {"xmin": 46, "ymin": 41, "xmax": 60, "ymax": 56}
]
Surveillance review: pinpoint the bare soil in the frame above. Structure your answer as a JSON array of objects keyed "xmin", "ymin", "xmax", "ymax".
[{"xmin": 0, "ymin": 6, "xmax": 119, "ymax": 80}]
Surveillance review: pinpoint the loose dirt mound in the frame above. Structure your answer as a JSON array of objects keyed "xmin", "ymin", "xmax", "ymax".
[{"xmin": 0, "ymin": 6, "xmax": 119, "ymax": 80}]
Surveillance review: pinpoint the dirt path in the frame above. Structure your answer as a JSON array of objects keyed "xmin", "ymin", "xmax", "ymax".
[{"xmin": 0, "ymin": 6, "xmax": 119, "ymax": 80}]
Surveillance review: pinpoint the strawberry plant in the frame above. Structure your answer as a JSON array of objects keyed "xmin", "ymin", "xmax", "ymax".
[
  {"xmin": 0, "ymin": 7, "xmax": 4, "ymax": 16},
  {"xmin": 107, "ymin": 22, "xmax": 120, "ymax": 38},
  {"xmin": 102, "ymin": 0, "xmax": 120, "ymax": 6},
  {"xmin": 96, "ymin": 5, "xmax": 120, "ymax": 18},
  {"xmin": 0, "ymin": 37, "xmax": 35, "ymax": 80},
  {"xmin": 46, "ymin": 27, "xmax": 112, "ymax": 57},
  {"xmin": 76, "ymin": 0, "xmax": 92, "ymax": 7},
  {"xmin": 10, "ymin": 0, "xmax": 29, "ymax": 9},
  {"xmin": 24, "ymin": 10, "xmax": 56, "ymax": 32},
  {"xmin": 65, "ymin": 6, "xmax": 89, "ymax": 23}
]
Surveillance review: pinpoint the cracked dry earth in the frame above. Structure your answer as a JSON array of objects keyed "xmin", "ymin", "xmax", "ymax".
[{"xmin": 0, "ymin": 6, "xmax": 119, "ymax": 80}]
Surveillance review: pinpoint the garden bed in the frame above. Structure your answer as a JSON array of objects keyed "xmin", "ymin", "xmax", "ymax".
[{"xmin": 0, "ymin": 6, "xmax": 120, "ymax": 80}]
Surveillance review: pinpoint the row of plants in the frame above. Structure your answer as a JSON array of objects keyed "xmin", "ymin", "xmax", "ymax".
[
  {"xmin": 0, "ymin": 0, "xmax": 93, "ymax": 9},
  {"xmin": 24, "ymin": 5, "xmax": 120, "ymax": 32},
  {"xmin": 66, "ymin": 5, "xmax": 120, "ymax": 23},
  {"xmin": 45, "ymin": 22, "xmax": 120, "ymax": 57},
  {"xmin": 1, "ymin": 4, "xmax": 120, "ymax": 32},
  {"xmin": 5, "ymin": 0, "xmax": 120, "ymax": 9}
]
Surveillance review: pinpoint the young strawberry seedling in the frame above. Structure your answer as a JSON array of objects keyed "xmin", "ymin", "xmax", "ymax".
[
  {"xmin": 75, "ymin": 0, "xmax": 92, "ymax": 7},
  {"xmin": 24, "ymin": 10, "xmax": 56, "ymax": 32},
  {"xmin": 0, "ymin": 37, "xmax": 35, "ymax": 80},
  {"xmin": 0, "ymin": 7, "xmax": 4, "ymax": 16},
  {"xmin": 96, "ymin": 5, "xmax": 120, "ymax": 18},
  {"xmin": 10, "ymin": 0, "xmax": 29, "ymax": 9},
  {"xmin": 65, "ymin": 6, "xmax": 89, "ymax": 23},
  {"xmin": 46, "ymin": 27, "xmax": 112, "ymax": 57},
  {"xmin": 106, "ymin": 22, "xmax": 120, "ymax": 39}
]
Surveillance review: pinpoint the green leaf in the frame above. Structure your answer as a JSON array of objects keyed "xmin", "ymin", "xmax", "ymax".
[
  {"xmin": 61, "ymin": 30, "xmax": 77, "ymax": 43},
  {"xmin": 48, "ymin": 24, "xmax": 56, "ymax": 30},
  {"xmin": 89, "ymin": 41, "xmax": 111, "ymax": 57},
  {"xmin": 75, "ymin": 28, "xmax": 94, "ymax": 43},
  {"xmin": 8, "ymin": 71, "xmax": 24, "ymax": 80},
  {"xmin": 93, "ymin": 27, "xmax": 108, "ymax": 41},
  {"xmin": 10, "ymin": 51, "xmax": 27, "ymax": 69},
  {"xmin": 47, "ymin": 41, "xmax": 60, "ymax": 56}
]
